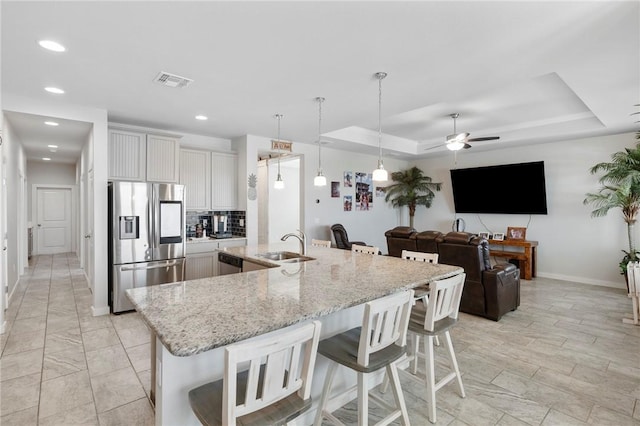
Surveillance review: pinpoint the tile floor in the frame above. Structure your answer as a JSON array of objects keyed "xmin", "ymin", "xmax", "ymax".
[{"xmin": 2, "ymin": 253, "xmax": 640, "ymax": 425}]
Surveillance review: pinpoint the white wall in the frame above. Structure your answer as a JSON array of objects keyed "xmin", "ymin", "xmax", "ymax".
[
  {"xmin": 411, "ymin": 132, "xmax": 636, "ymax": 288},
  {"xmin": 268, "ymin": 157, "xmax": 300, "ymax": 243},
  {"xmin": 2, "ymin": 120, "xmax": 27, "ymax": 303}
]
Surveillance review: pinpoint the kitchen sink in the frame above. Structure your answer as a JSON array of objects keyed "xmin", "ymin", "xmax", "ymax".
[{"xmin": 255, "ymin": 251, "xmax": 315, "ymax": 263}]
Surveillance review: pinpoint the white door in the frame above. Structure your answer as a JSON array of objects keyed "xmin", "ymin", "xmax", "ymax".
[{"xmin": 36, "ymin": 187, "xmax": 72, "ymax": 254}]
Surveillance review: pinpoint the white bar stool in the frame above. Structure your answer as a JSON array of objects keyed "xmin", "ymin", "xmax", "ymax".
[
  {"xmin": 188, "ymin": 320, "xmax": 322, "ymax": 426},
  {"xmin": 313, "ymin": 290, "xmax": 414, "ymax": 426},
  {"xmin": 405, "ymin": 273, "xmax": 467, "ymax": 423}
]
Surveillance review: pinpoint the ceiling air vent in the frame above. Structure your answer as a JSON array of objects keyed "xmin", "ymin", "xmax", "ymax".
[{"xmin": 153, "ymin": 71, "xmax": 194, "ymax": 88}]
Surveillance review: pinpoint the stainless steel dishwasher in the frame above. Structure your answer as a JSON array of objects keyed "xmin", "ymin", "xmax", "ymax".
[{"xmin": 218, "ymin": 252, "xmax": 242, "ymax": 275}]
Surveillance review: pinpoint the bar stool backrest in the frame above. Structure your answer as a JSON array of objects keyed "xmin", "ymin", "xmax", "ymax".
[
  {"xmin": 423, "ymin": 273, "xmax": 466, "ymax": 332},
  {"xmin": 311, "ymin": 239, "xmax": 331, "ymax": 248},
  {"xmin": 358, "ymin": 290, "xmax": 414, "ymax": 367},
  {"xmin": 401, "ymin": 250, "xmax": 438, "ymax": 264},
  {"xmin": 351, "ymin": 244, "xmax": 379, "ymax": 255},
  {"xmin": 223, "ymin": 321, "xmax": 322, "ymax": 423}
]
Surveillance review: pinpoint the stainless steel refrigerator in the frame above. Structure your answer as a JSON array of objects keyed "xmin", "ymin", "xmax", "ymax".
[{"xmin": 108, "ymin": 181, "xmax": 186, "ymax": 313}]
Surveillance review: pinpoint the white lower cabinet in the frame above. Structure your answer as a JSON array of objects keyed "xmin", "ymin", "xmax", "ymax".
[
  {"xmin": 185, "ymin": 252, "xmax": 217, "ymax": 280},
  {"xmin": 185, "ymin": 238, "xmax": 246, "ymax": 279}
]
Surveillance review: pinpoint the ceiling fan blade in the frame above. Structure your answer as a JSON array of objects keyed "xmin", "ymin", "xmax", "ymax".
[
  {"xmin": 467, "ymin": 136, "xmax": 500, "ymax": 142},
  {"xmin": 424, "ymin": 143, "xmax": 446, "ymax": 151}
]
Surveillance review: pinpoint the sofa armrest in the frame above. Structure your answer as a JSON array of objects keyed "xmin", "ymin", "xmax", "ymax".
[{"xmin": 482, "ymin": 263, "xmax": 520, "ymax": 321}]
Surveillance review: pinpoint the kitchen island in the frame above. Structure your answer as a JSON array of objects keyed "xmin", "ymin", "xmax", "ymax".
[{"xmin": 127, "ymin": 241, "xmax": 463, "ymax": 426}]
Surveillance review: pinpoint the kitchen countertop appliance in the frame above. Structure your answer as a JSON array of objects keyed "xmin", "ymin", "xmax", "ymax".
[{"xmin": 108, "ymin": 181, "xmax": 186, "ymax": 313}]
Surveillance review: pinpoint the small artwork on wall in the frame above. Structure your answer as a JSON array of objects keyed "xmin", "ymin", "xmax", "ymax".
[
  {"xmin": 343, "ymin": 195, "xmax": 353, "ymax": 211},
  {"xmin": 331, "ymin": 181, "xmax": 340, "ymax": 198},
  {"xmin": 355, "ymin": 172, "xmax": 373, "ymax": 211},
  {"xmin": 375, "ymin": 186, "xmax": 386, "ymax": 197},
  {"xmin": 343, "ymin": 171, "xmax": 353, "ymax": 187}
]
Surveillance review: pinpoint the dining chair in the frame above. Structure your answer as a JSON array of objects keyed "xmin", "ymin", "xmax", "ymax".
[
  {"xmin": 188, "ymin": 320, "xmax": 322, "ymax": 426},
  {"xmin": 405, "ymin": 273, "xmax": 466, "ymax": 423},
  {"xmin": 313, "ymin": 290, "xmax": 414, "ymax": 426},
  {"xmin": 351, "ymin": 244, "xmax": 380, "ymax": 255},
  {"xmin": 311, "ymin": 239, "xmax": 332, "ymax": 248}
]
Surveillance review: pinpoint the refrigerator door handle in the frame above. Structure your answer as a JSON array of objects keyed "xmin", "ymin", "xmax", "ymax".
[{"xmin": 120, "ymin": 260, "xmax": 179, "ymax": 272}]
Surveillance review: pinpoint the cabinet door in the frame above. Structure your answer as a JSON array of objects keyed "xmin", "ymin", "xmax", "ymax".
[
  {"xmin": 108, "ymin": 129, "xmax": 146, "ymax": 181},
  {"xmin": 185, "ymin": 252, "xmax": 217, "ymax": 280},
  {"xmin": 147, "ymin": 134, "xmax": 180, "ymax": 183},
  {"xmin": 211, "ymin": 152, "xmax": 238, "ymax": 210},
  {"xmin": 180, "ymin": 149, "xmax": 211, "ymax": 210}
]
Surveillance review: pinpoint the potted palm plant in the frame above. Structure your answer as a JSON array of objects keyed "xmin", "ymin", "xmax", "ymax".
[
  {"xmin": 384, "ymin": 166, "xmax": 442, "ymax": 229},
  {"xmin": 584, "ymin": 133, "xmax": 640, "ymax": 285}
]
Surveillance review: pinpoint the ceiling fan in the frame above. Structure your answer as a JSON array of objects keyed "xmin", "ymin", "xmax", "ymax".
[{"xmin": 425, "ymin": 113, "xmax": 500, "ymax": 151}]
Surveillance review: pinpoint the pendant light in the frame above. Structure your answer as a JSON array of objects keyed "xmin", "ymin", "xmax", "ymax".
[
  {"xmin": 274, "ymin": 114, "xmax": 285, "ymax": 189},
  {"xmin": 313, "ymin": 97, "xmax": 327, "ymax": 187},
  {"xmin": 372, "ymin": 72, "xmax": 388, "ymax": 181}
]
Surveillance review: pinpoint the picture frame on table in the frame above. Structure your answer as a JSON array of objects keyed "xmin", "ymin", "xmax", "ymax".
[
  {"xmin": 478, "ymin": 232, "xmax": 490, "ymax": 240},
  {"xmin": 507, "ymin": 226, "xmax": 527, "ymax": 241},
  {"xmin": 492, "ymin": 232, "xmax": 505, "ymax": 241}
]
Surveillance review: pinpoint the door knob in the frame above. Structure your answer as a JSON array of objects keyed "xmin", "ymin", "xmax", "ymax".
[
  {"xmin": 37, "ymin": 224, "xmax": 42, "ymax": 227},
  {"xmin": 84, "ymin": 234, "xmax": 91, "ymax": 239}
]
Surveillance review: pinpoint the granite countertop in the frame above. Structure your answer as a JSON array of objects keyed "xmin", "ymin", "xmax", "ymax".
[{"xmin": 126, "ymin": 241, "xmax": 463, "ymax": 357}]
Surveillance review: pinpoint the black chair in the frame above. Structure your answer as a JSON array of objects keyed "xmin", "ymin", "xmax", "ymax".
[{"xmin": 330, "ymin": 224, "xmax": 366, "ymax": 250}]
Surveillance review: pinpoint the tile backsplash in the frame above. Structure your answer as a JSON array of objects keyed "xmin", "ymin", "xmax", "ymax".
[{"xmin": 186, "ymin": 210, "xmax": 246, "ymax": 238}]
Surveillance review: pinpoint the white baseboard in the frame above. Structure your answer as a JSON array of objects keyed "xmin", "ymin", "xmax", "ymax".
[
  {"xmin": 535, "ymin": 271, "xmax": 624, "ymax": 289},
  {"xmin": 0, "ymin": 320, "xmax": 6, "ymax": 334}
]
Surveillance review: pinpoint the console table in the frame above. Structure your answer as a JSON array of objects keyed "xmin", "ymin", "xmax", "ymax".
[{"xmin": 489, "ymin": 239, "xmax": 538, "ymax": 280}]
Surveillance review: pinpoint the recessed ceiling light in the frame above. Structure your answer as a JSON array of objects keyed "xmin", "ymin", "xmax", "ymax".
[
  {"xmin": 195, "ymin": 115, "xmax": 208, "ymax": 121},
  {"xmin": 45, "ymin": 87, "xmax": 64, "ymax": 94},
  {"xmin": 42, "ymin": 157, "xmax": 51, "ymax": 161},
  {"xmin": 47, "ymin": 144, "xmax": 58, "ymax": 148},
  {"xmin": 38, "ymin": 40, "xmax": 66, "ymax": 52},
  {"xmin": 44, "ymin": 121, "xmax": 59, "ymax": 126}
]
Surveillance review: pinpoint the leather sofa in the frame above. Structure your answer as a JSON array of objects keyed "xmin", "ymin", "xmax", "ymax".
[{"xmin": 385, "ymin": 227, "xmax": 520, "ymax": 321}]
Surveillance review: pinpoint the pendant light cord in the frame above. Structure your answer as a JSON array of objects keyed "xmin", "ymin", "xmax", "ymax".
[
  {"xmin": 276, "ymin": 114, "xmax": 282, "ymax": 175},
  {"xmin": 318, "ymin": 97, "xmax": 323, "ymax": 169},
  {"xmin": 378, "ymin": 74, "xmax": 383, "ymax": 161}
]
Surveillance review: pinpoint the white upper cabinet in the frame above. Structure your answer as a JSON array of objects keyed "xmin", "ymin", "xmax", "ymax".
[
  {"xmin": 108, "ymin": 127, "xmax": 180, "ymax": 183},
  {"xmin": 146, "ymin": 134, "xmax": 180, "ymax": 183},
  {"xmin": 180, "ymin": 149, "xmax": 211, "ymax": 210},
  {"xmin": 108, "ymin": 129, "xmax": 146, "ymax": 181},
  {"xmin": 211, "ymin": 152, "xmax": 238, "ymax": 210}
]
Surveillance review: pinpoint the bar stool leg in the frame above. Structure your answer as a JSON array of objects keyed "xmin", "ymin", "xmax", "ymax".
[
  {"xmin": 425, "ymin": 335, "xmax": 437, "ymax": 423},
  {"xmin": 386, "ymin": 362, "xmax": 410, "ymax": 425},
  {"xmin": 314, "ymin": 362, "xmax": 338, "ymax": 426},
  {"xmin": 443, "ymin": 331, "xmax": 465, "ymax": 397},
  {"xmin": 357, "ymin": 372, "xmax": 369, "ymax": 426}
]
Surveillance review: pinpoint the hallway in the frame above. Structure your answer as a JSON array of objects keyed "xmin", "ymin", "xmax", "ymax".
[{"xmin": 1, "ymin": 253, "xmax": 154, "ymax": 425}]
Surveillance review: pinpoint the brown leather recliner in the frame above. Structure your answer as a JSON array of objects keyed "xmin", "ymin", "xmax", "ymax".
[
  {"xmin": 386, "ymin": 228, "xmax": 520, "ymax": 321},
  {"xmin": 435, "ymin": 232, "xmax": 520, "ymax": 321},
  {"xmin": 331, "ymin": 224, "xmax": 367, "ymax": 250},
  {"xmin": 384, "ymin": 226, "xmax": 418, "ymax": 257}
]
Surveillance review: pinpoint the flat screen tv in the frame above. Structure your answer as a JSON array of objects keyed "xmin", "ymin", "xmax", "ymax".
[{"xmin": 450, "ymin": 161, "xmax": 548, "ymax": 214}]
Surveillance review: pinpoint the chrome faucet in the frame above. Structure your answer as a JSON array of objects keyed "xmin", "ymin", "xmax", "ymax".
[{"xmin": 281, "ymin": 229, "xmax": 307, "ymax": 255}]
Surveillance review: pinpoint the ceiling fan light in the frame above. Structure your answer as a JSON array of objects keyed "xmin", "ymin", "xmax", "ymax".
[{"xmin": 447, "ymin": 140, "xmax": 465, "ymax": 151}]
